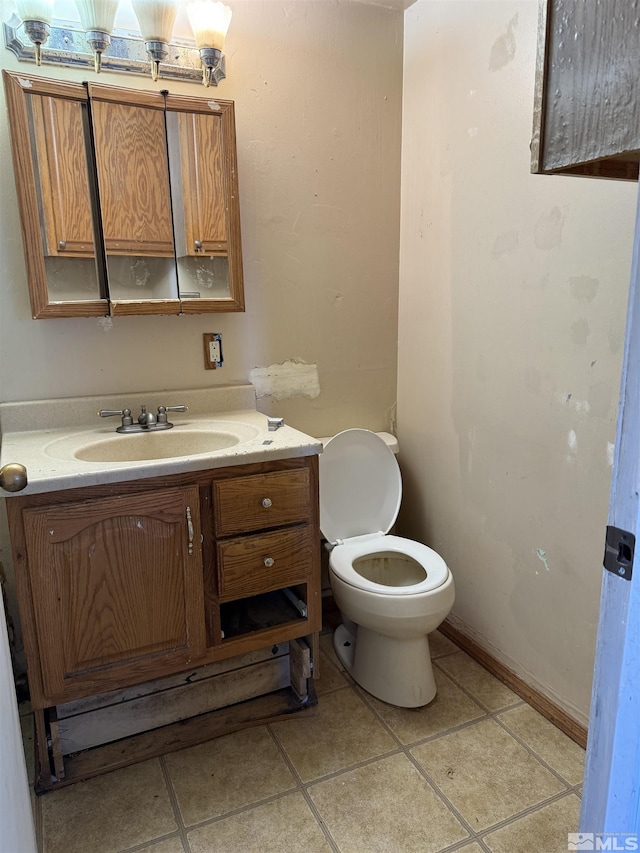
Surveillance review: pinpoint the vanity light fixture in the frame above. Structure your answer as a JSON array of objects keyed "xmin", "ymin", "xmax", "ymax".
[
  {"xmin": 74, "ymin": 0, "xmax": 120, "ymax": 72},
  {"xmin": 4, "ymin": 0, "xmax": 230, "ymax": 85},
  {"xmin": 131, "ymin": 0, "xmax": 179, "ymax": 82},
  {"xmin": 15, "ymin": 0, "xmax": 53, "ymax": 65},
  {"xmin": 186, "ymin": 0, "xmax": 232, "ymax": 87}
]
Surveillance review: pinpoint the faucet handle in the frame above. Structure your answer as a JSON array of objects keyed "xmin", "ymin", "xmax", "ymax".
[
  {"xmin": 98, "ymin": 408, "xmax": 133, "ymax": 427},
  {"xmin": 157, "ymin": 405, "xmax": 188, "ymax": 424}
]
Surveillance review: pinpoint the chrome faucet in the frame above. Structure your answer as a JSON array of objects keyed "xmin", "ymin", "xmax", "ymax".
[{"xmin": 98, "ymin": 405, "xmax": 188, "ymax": 433}]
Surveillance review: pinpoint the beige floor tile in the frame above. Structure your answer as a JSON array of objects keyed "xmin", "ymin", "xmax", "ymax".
[
  {"xmin": 309, "ymin": 752, "xmax": 468, "ymax": 853},
  {"xmin": 362, "ymin": 668, "xmax": 485, "ymax": 744},
  {"xmin": 453, "ymin": 846, "xmax": 485, "ymax": 853},
  {"xmin": 315, "ymin": 648, "xmax": 348, "ymax": 695},
  {"xmin": 435, "ymin": 652, "xmax": 519, "ymax": 711},
  {"xmin": 21, "ymin": 713, "xmax": 35, "ymax": 785},
  {"xmin": 271, "ymin": 687, "xmax": 396, "ymax": 782},
  {"xmin": 498, "ymin": 705, "xmax": 585, "ymax": 786},
  {"xmin": 164, "ymin": 726, "xmax": 295, "ymax": 826},
  {"xmin": 137, "ymin": 839, "xmax": 185, "ymax": 853},
  {"xmin": 188, "ymin": 792, "xmax": 332, "ymax": 853},
  {"xmin": 499, "ymin": 705, "xmax": 585, "ymax": 785},
  {"xmin": 412, "ymin": 719, "xmax": 565, "ymax": 831},
  {"xmin": 429, "ymin": 630, "xmax": 459, "ymax": 658},
  {"xmin": 41, "ymin": 759, "xmax": 177, "ymax": 853},
  {"xmin": 483, "ymin": 793, "xmax": 581, "ymax": 853}
]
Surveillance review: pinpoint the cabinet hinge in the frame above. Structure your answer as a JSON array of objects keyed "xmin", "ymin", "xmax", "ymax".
[{"xmin": 604, "ymin": 525, "xmax": 635, "ymax": 581}]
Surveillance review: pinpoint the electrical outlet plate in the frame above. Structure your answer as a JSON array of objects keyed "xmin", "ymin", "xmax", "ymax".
[{"xmin": 203, "ymin": 333, "xmax": 223, "ymax": 370}]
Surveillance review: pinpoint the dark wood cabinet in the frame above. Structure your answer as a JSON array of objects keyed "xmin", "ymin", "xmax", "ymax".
[{"xmin": 532, "ymin": 0, "xmax": 640, "ymax": 179}]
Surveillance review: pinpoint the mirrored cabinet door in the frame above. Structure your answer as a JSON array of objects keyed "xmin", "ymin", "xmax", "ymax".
[
  {"xmin": 3, "ymin": 73, "xmax": 107, "ymax": 318},
  {"xmin": 87, "ymin": 84, "xmax": 180, "ymax": 316},
  {"xmin": 166, "ymin": 93, "xmax": 244, "ymax": 313}
]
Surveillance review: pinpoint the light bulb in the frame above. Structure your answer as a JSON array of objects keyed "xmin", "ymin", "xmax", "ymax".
[
  {"xmin": 74, "ymin": 0, "xmax": 120, "ymax": 72},
  {"xmin": 16, "ymin": 0, "xmax": 54, "ymax": 65},
  {"xmin": 186, "ymin": 0, "xmax": 231, "ymax": 86},
  {"xmin": 131, "ymin": 0, "xmax": 179, "ymax": 81}
]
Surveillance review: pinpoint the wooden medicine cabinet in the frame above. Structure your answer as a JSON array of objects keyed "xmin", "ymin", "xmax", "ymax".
[{"xmin": 3, "ymin": 71, "xmax": 245, "ymax": 318}]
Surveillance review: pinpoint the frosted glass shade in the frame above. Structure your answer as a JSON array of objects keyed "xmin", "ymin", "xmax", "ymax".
[
  {"xmin": 186, "ymin": 1, "xmax": 232, "ymax": 51},
  {"xmin": 131, "ymin": 0, "xmax": 179, "ymax": 43},
  {"xmin": 16, "ymin": 0, "xmax": 53, "ymax": 23},
  {"xmin": 74, "ymin": 0, "xmax": 120, "ymax": 34}
]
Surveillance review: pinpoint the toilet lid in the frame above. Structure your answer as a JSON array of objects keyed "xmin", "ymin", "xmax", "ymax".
[{"xmin": 319, "ymin": 429, "xmax": 402, "ymax": 545}]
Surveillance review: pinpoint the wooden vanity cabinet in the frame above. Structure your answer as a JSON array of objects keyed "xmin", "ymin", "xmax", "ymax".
[
  {"xmin": 6, "ymin": 456, "xmax": 320, "ymax": 744},
  {"xmin": 211, "ymin": 467, "xmax": 317, "ymax": 645}
]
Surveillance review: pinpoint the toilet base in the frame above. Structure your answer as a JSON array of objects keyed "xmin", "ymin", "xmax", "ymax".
[{"xmin": 333, "ymin": 622, "xmax": 436, "ymax": 708}]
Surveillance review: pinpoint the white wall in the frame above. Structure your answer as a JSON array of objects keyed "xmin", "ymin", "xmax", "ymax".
[{"xmin": 397, "ymin": 0, "xmax": 638, "ymax": 724}]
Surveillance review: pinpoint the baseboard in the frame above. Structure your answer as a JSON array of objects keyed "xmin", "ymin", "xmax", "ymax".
[
  {"xmin": 438, "ymin": 620, "xmax": 587, "ymax": 749},
  {"xmin": 321, "ymin": 596, "xmax": 587, "ymax": 749}
]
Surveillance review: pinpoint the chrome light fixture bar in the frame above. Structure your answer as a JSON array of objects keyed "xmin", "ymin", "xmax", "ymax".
[{"xmin": 2, "ymin": 0, "xmax": 231, "ymax": 86}]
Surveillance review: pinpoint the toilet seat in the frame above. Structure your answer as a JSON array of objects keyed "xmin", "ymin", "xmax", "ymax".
[
  {"xmin": 320, "ymin": 430, "xmax": 449, "ymax": 596},
  {"xmin": 330, "ymin": 532, "xmax": 449, "ymax": 595}
]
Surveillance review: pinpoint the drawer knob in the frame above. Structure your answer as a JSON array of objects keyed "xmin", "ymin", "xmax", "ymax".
[
  {"xmin": 264, "ymin": 557, "xmax": 275, "ymax": 568},
  {"xmin": 261, "ymin": 498, "xmax": 273, "ymax": 508}
]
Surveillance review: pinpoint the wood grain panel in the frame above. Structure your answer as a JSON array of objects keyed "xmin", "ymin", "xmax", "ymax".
[
  {"xmin": 30, "ymin": 94, "xmax": 95, "ymax": 257},
  {"xmin": 213, "ymin": 468, "xmax": 311, "ymax": 536},
  {"xmin": 533, "ymin": 0, "xmax": 640, "ymax": 178},
  {"xmin": 2, "ymin": 71, "xmax": 108, "ymax": 318},
  {"xmin": 23, "ymin": 487, "xmax": 206, "ymax": 704},
  {"xmin": 218, "ymin": 525, "xmax": 313, "ymax": 601},
  {"xmin": 178, "ymin": 111, "xmax": 227, "ymax": 255},
  {"xmin": 90, "ymin": 96, "xmax": 175, "ymax": 256}
]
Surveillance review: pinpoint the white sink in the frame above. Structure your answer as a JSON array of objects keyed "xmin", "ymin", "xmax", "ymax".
[{"xmin": 45, "ymin": 422, "xmax": 261, "ymax": 464}]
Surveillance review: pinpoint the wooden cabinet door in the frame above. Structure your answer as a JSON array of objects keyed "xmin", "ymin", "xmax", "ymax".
[
  {"xmin": 31, "ymin": 94, "xmax": 95, "ymax": 258},
  {"xmin": 23, "ymin": 487, "xmax": 206, "ymax": 705},
  {"xmin": 88, "ymin": 85, "xmax": 175, "ymax": 257},
  {"xmin": 178, "ymin": 111, "xmax": 228, "ymax": 257}
]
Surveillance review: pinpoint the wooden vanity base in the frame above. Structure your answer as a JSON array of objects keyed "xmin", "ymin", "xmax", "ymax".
[{"xmin": 33, "ymin": 639, "xmax": 318, "ymax": 793}]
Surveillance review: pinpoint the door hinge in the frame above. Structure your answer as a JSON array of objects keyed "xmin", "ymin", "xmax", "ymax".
[{"xmin": 604, "ymin": 526, "xmax": 635, "ymax": 581}]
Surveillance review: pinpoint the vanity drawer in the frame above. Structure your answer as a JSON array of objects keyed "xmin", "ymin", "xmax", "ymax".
[
  {"xmin": 217, "ymin": 525, "xmax": 313, "ymax": 601},
  {"xmin": 213, "ymin": 469, "xmax": 311, "ymax": 536}
]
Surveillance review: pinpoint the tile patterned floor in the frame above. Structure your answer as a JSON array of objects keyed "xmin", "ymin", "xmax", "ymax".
[{"xmin": 20, "ymin": 629, "xmax": 584, "ymax": 853}]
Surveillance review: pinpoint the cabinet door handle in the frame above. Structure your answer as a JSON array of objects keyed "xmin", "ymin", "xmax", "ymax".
[
  {"xmin": 194, "ymin": 240, "xmax": 203, "ymax": 252},
  {"xmin": 186, "ymin": 506, "xmax": 194, "ymax": 556},
  {"xmin": 264, "ymin": 557, "xmax": 274, "ymax": 568},
  {"xmin": 261, "ymin": 498, "xmax": 272, "ymax": 508}
]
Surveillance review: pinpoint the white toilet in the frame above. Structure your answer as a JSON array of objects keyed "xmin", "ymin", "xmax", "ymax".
[{"xmin": 319, "ymin": 429, "xmax": 455, "ymax": 708}]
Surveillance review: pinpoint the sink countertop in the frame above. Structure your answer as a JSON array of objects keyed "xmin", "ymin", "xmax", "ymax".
[{"xmin": 0, "ymin": 385, "xmax": 322, "ymax": 496}]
